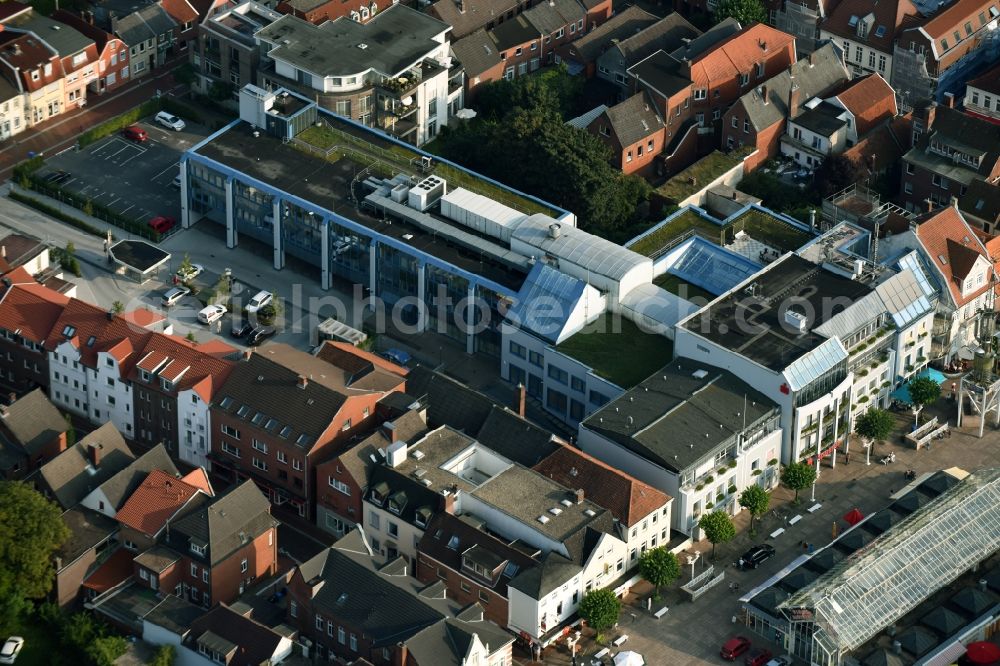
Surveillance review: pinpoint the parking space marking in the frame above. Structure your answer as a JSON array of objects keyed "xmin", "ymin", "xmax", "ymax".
[
  {"xmin": 153, "ymin": 162, "xmax": 179, "ymax": 181},
  {"xmin": 120, "ymin": 205, "xmax": 135, "ymax": 214}
]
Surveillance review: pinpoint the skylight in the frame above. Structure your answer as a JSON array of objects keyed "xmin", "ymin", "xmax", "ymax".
[
  {"xmin": 874, "ymin": 25, "xmax": 886, "ymax": 37},
  {"xmin": 62, "ymin": 325, "xmax": 75, "ymax": 337},
  {"xmin": 447, "ymin": 535, "xmax": 460, "ymax": 550},
  {"xmin": 848, "ymin": 15, "xmax": 859, "ymax": 26}
]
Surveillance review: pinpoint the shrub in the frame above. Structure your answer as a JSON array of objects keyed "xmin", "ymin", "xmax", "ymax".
[
  {"xmin": 727, "ymin": 484, "xmax": 737, "ymax": 495},
  {"xmin": 752, "ymin": 469, "xmax": 762, "ymax": 476},
  {"xmin": 151, "ymin": 644, "xmax": 175, "ymax": 666},
  {"xmin": 768, "ymin": 458, "xmax": 778, "ymax": 466}
]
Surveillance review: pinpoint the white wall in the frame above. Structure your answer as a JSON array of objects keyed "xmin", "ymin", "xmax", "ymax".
[
  {"xmin": 90, "ymin": 351, "xmax": 135, "ymax": 438},
  {"xmin": 363, "ymin": 501, "xmax": 424, "ymax": 563},
  {"xmin": 178, "ymin": 388, "xmax": 211, "ymax": 469},
  {"xmin": 821, "ymin": 32, "xmax": 891, "ymax": 79},
  {"xmin": 80, "ymin": 487, "xmax": 115, "ymax": 518},
  {"xmin": 49, "ymin": 341, "xmax": 89, "ymax": 418}
]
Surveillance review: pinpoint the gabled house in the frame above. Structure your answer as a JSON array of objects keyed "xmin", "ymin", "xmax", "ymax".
[
  {"xmin": 723, "ymin": 43, "xmax": 849, "ymax": 171},
  {"xmin": 155, "ymin": 479, "xmax": 278, "ymax": 607},
  {"xmin": 114, "ymin": 468, "xmax": 211, "ymax": 553},
  {"xmin": 819, "ymin": 0, "xmax": 914, "ymax": 80},
  {"xmin": 557, "ymin": 5, "xmax": 659, "ymax": 78},
  {"xmin": 0, "ymin": 75, "xmax": 26, "ymax": 139},
  {"xmin": 276, "ymin": 0, "xmax": 378, "ymax": 25},
  {"xmin": 0, "ymin": 31, "xmax": 67, "ymax": 127},
  {"xmin": 3, "ymin": 4, "xmax": 99, "ymax": 111},
  {"xmin": 900, "ymin": 105, "xmax": 1000, "ymax": 215},
  {"xmin": 37, "ymin": 422, "xmax": 134, "ymax": 510},
  {"xmin": 781, "ymin": 72, "xmax": 898, "ymax": 169},
  {"xmin": 842, "ymin": 114, "xmax": 912, "ymax": 183},
  {"xmin": 51, "ymin": 10, "xmax": 132, "ymax": 95},
  {"xmin": 430, "ymin": 0, "xmax": 610, "ymax": 40},
  {"xmin": 581, "ymin": 91, "xmax": 665, "ymax": 176},
  {"xmin": 315, "ymin": 405, "xmax": 428, "ymax": 538},
  {"xmin": 183, "ymin": 603, "xmax": 294, "ymax": 665},
  {"xmin": 595, "ymin": 11, "xmax": 700, "ymax": 101},
  {"xmin": 892, "ymin": 0, "xmax": 1000, "ymax": 108},
  {"xmin": 960, "ymin": 179, "xmax": 1000, "ymax": 233},
  {"xmin": 0, "ymin": 279, "xmax": 70, "ymax": 395},
  {"xmin": 0, "ymin": 388, "xmax": 67, "ymax": 479},
  {"xmin": 963, "ymin": 61, "xmax": 1000, "ymax": 125},
  {"xmin": 764, "ymin": 0, "xmax": 839, "ymax": 54},
  {"xmin": 450, "ymin": 29, "xmax": 504, "ymax": 102},
  {"xmin": 210, "ymin": 343, "xmax": 406, "ymax": 520},
  {"xmin": 53, "ymin": 505, "xmax": 119, "ymax": 607},
  {"xmin": 0, "ymin": 233, "xmax": 50, "ymax": 278},
  {"xmin": 94, "ymin": 0, "xmax": 178, "ymax": 80},
  {"xmin": 79, "ymin": 443, "xmax": 178, "ymax": 518},
  {"xmin": 287, "ymin": 529, "xmax": 511, "ymax": 664}
]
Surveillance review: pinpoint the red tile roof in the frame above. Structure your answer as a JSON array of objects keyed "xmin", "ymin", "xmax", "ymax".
[
  {"xmin": 689, "ymin": 23, "xmax": 795, "ymax": 89},
  {"xmin": 115, "ymin": 469, "xmax": 203, "ymax": 536},
  {"xmin": 914, "ymin": 206, "xmax": 994, "ymax": 306},
  {"xmin": 43, "ymin": 298, "xmax": 153, "ymax": 375},
  {"xmin": 122, "ymin": 308, "xmax": 165, "ymax": 328},
  {"xmin": 822, "ymin": 0, "xmax": 916, "ymax": 51},
  {"xmin": 920, "ymin": 0, "xmax": 996, "ymax": 40},
  {"xmin": 180, "ymin": 468, "xmax": 214, "ymax": 495},
  {"xmin": 129, "ymin": 332, "xmax": 234, "ymax": 402},
  {"xmin": 160, "ymin": 0, "xmax": 199, "ymax": 24},
  {"xmin": 533, "ymin": 443, "xmax": 671, "ymax": 527},
  {"xmin": 843, "ymin": 116, "xmax": 909, "ymax": 173},
  {"xmin": 834, "ymin": 73, "xmax": 897, "ymax": 136},
  {"xmin": 82, "ymin": 547, "xmax": 134, "ymax": 593},
  {"xmin": 0, "ymin": 32, "xmax": 64, "ymax": 91},
  {"xmin": 2, "ymin": 266, "xmax": 35, "ymax": 283},
  {"xmin": 0, "ymin": 282, "xmax": 69, "ymax": 344}
]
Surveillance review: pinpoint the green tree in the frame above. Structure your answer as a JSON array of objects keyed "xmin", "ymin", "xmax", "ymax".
[
  {"xmin": 698, "ymin": 510, "xmax": 736, "ymax": 559},
  {"xmin": 82, "ymin": 199, "xmax": 94, "ymax": 217},
  {"xmin": 178, "ymin": 253, "xmax": 195, "ymax": 282},
  {"xmin": 738, "ymin": 484, "xmax": 770, "ymax": 534},
  {"xmin": 855, "ymin": 407, "xmax": 895, "ymax": 443},
  {"xmin": 578, "ymin": 588, "xmax": 621, "ymax": 634},
  {"xmin": 638, "ymin": 547, "xmax": 680, "ymax": 595},
  {"xmin": 151, "ymin": 644, "xmax": 176, "ymax": 666},
  {"xmin": 65, "ymin": 241, "xmax": 76, "ymax": 257},
  {"xmin": 185, "ymin": 331, "xmax": 197, "ymax": 343},
  {"xmin": 781, "ymin": 461, "xmax": 817, "ymax": 503},
  {"xmin": 0, "ymin": 481, "xmax": 70, "ymax": 624},
  {"xmin": 815, "ymin": 154, "xmax": 862, "ymax": 197},
  {"xmin": 908, "ymin": 376, "xmax": 941, "ymax": 425},
  {"xmin": 61, "ymin": 610, "xmax": 102, "ymax": 650},
  {"xmin": 87, "ymin": 636, "xmax": 129, "ymax": 666},
  {"xmin": 111, "ymin": 300, "xmax": 125, "ymax": 314},
  {"xmin": 64, "ymin": 413, "xmax": 76, "ymax": 447},
  {"xmin": 713, "ymin": 0, "xmax": 767, "ymax": 24}
]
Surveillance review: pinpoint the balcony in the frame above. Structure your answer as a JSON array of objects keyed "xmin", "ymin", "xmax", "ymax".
[{"xmin": 377, "ymin": 60, "xmax": 446, "ymax": 99}]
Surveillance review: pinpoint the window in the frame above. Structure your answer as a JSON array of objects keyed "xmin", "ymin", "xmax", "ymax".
[
  {"xmin": 191, "ymin": 563, "xmax": 198, "ymax": 577},
  {"xmin": 202, "ymin": 569, "xmax": 208, "ymax": 583},
  {"xmin": 461, "ymin": 581, "xmax": 471, "ymax": 593},
  {"xmin": 338, "ymin": 627, "xmax": 345, "ymax": 644},
  {"xmin": 868, "ymin": 50, "xmax": 876, "ymax": 68},
  {"xmin": 240, "ymin": 558, "xmax": 248, "ymax": 573},
  {"xmin": 548, "ymin": 365, "xmax": 568, "ymax": 384},
  {"xmin": 744, "ymin": 118, "xmax": 750, "ymax": 133},
  {"xmin": 855, "ymin": 45, "xmax": 862, "ymax": 62},
  {"xmin": 327, "ymin": 621, "xmax": 334, "ymax": 637},
  {"xmin": 369, "ymin": 512, "xmax": 380, "ymax": 530},
  {"xmin": 904, "ymin": 182, "xmax": 913, "ymax": 194},
  {"xmin": 252, "ymin": 439, "xmax": 268, "ymax": 454},
  {"xmin": 316, "ymin": 615, "xmax": 324, "ymax": 630},
  {"xmin": 569, "ymin": 22, "xmax": 576, "ymax": 34},
  {"xmin": 277, "ymin": 450, "xmax": 286, "ymax": 464},
  {"xmin": 528, "ymin": 351, "xmax": 543, "ymax": 367},
  {"xmin": 349, "ymin": 634, "xmax": 357, "ymax": 651},
  {"xmin": 755, "ymin": 62, "xmax": 765, "ymax": 78},
  {"xmin": 293, "ymin": 458, "xmax": 302, "ymax": 471},
  {"xmin": 932, "ymin": 174, "xmax": 944, "ymax": 188},
  {"xmin": 738, "ymin": 73, "xmax": 749, "ymax": 86},
  {"xmin": 221, "ymin": 441, "xmax": 240, "ymax": 458},
  {"xmin": 878, "ymin": 54, "xmax": 886, "ymax": 72},
  {"xmin": 388, "ymin": 521, "xmax": 398, "ymax": 537},
  {"xmin": 556, "ymin": 27, "xmax": 564, "ymax": 38},
  {"xmin": 252, "ymin": 457, "xmax": 268, "ymax": 471},
  {"xmin": 515, "ymin": 47, "xmax": 522, "ymax": 56},
  {"xmin": 329, "ymin": 477, "xmax": 351, "ymax": 495},
  {"xmin": 694, "ymin": 88, "xmax": 707, "ymax": 100},
  {"xmin": 731, "ymin": 116, "xmax": 738, "ymax": 128},
  {"xmin": 290, "ymin": 600, "xmax": 297, "ymax": 617},
  {"xmin": 341, "ymin": 419, "xmax": 352, "ymax": 431},
  {"xmin": 531, "ymin": 41, "xmax": 537, "ymax": 51},
  {"xmin": 509, "ymin": 341, "xmax": 526, "ymax": 358},
  {"xmin": 570, "ymin": 376, "xmax": 585, "ymax": 392},
  {"xmin": 221, "ymin": 424, "xmax": 240, "ymax": 439},
  {"xmin": 479, "ymin": 590, "xmax": 489, "ymax": 603}
]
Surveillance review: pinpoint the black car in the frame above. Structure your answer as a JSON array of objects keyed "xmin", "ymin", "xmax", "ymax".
[
  {"xmin": 231, "ymin": 320, "xmax": 253, "ymax": 338},
  {"xmin": 44, "ymin": 170, "xmax": 71, "ymax": 184},
  {"xmin": 739, "ymin": 544, "xmax": 776, "ymax": 569},
  {"xmin": 246, "ymin": 325, "xmax": 276, "ymax": 346}
]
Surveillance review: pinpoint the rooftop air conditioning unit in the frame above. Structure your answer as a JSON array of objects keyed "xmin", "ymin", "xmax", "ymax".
[{"xmin": 784, "ymin": 309, "xmax": 807, "ymax": 333}]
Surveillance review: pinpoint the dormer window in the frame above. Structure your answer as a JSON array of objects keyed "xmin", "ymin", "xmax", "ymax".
[
  {"xmin": 160, "ymin": 377, "xmax": 174, "ymax": 391},
  {"xmin": 62, "ymin": 325, "xmax": 76, "ymax": 337},
  {"xmin": 139, "ymin": 369, "xmax": 151, "ymax": 382},
  {"xmin": 388, "ymin": 490, "xmax": 407, "ymax": 515},
  {"xmin": 190, "ymin": 542, "xmax": 206, "ymax": 556}
]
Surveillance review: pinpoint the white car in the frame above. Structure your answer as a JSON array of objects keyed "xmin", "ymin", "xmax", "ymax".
[
  {"xmin": 176, "ymin": 263, "xmax": 204, "ymax": 282},
  {"xmin": 198, "ymin": 304, "xmax": 227, "ymax": 324},
  {"xmin": 161, "ymin": 286, "xmax": 191, "ymax": 307},
  {"xmin": 245, "ymin": 290, "xmax": 273, "ymax": 314},
  {"xmin": 155, "ymin": 111, "xmax": 186, "ymax": 131},
  {"xmin": 0, "ymin": 637, "xmax": 24, "ymax": 665}
]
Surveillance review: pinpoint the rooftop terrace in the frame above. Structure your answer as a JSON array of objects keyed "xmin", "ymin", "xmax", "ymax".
[
  {"xmin": 556, "ymin": 312, "xmax": 674, "ymax": 389},
  {"xmin": 682, "ymin": 253, "xmax": 870, "ymax": 371},
  {"xmin": 629, "ymin": 209, "xmax": 724, "ymax": 258},
  {"xmin": 657, "ymin": 150, "xmax": 746, "ymax": 203}
]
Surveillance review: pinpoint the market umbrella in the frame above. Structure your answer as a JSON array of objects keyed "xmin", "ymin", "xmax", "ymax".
[
  {"xmin": 966, "ymin": 641, "xmax": 1000, "ymax": 665},
  {"xmin": 844, "ymin": 507, "xmax": 865, "ymax": 526},
  {"xmin": 613, "ymin": 651, "xmax": 645, "ymax": 666},
  {"xmin": 897, "ymin": 626, "xmax": 937, "ymax": 657},
  {"xmin": 951, "ymin": 588, "xmax": 996, "ymax": 617},
  {"xmin": 920, "ymin": 606, "xmax": 966, "ymax": 635}
]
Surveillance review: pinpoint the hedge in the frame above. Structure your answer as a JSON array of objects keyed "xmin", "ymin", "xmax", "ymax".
[
  {"xmin": 77, "ymin": 96, "xmax": 205, "ymax": 147},
  {"xmin": 8, "ymin": 190, "xmax": 107, "ymax": 238}
]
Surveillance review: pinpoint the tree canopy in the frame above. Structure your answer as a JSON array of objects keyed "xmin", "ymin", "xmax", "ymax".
[
  {"xmin": 435, "ymin": 72, "xmax": 651, "ymax": 237},
  {"xmin": 908, "ymin": 376, "xmax": 940, "ymax": 408},
  {"xmin": 713, "ymin": 0, "xmax": 767, "ymax": 25},
  {"xmin": 579, "ymin": 588, "xmax": 621, "ymax": 632},
  {"xmin": 855, "ymin": 407, "xmax": 895, "ymax": 442},
  {"xmin": 781, "ymin": 462, "xmax": 817, "ymax": 503},
  {"xmin": 0, "ymin": 481, "xmax": 70, "ymax": 616},
  {"xmin": 815, "ymin": 154, "xmax": 862, "ymax": 198},
  {"xmin": 738, "ymin": 484, "xmax": 770, "ymax": 533},
  {"xmin": 698, "ymin": 511, "xmax": 736, "ymax": 558},
  {"xmin": 638, "ymin": 547, "xmax": 681, "ymax": 593}
]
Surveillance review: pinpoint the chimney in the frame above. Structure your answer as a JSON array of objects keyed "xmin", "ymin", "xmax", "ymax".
[
  {"xmin": 761, "ymin": 85, "xmax": 768, "ymax": 104},
  {"xmin": 243, "ymin": 349, "xmax": 252, "ymax": 361},
  {"xmin": 925, "ymin": 103, "xmax": 937, "ymax": 130},
  {"xmin": 950, "ymin": 195, "xmax": 959, "ymax": 208},
  {"xmin": 457, "ymin": 0, "xmax": 465, "ymax": 12},
  {"xmin": 808, "ymin": 50, "xmax": 817, "ymax": 67},
  {"xmin": 0, "ymin": 404, "xmax": 7, "ymax": 419},
  {"xmin": 385, "ymin": 420, "xmax": 397, "ymax": 442},
  {"xmin": 516, "ymin": 383, "xmax": 526, "ymax": 418},
  {"xmin": 809, "ymin": 209, "xmax": 817, "ymax": 229},
  {"xmin": 443, "ymin": 489, "xmax": 457, "ymax": 514},
  {"xmin": 106, "ymin": 310, "xmax": 114, "ymax": 321},
  {"xmin": 575, "ymin": 488, "xmax": 585, "ymax": 504},
  {"xmin": 787, "ymin": 78, "xmax": 800, "ymax": 116},
  {"xmin": 1, "ymin": 245, "xmax": 5, "ymax": 258},
  {"xmin": 980, "ymin": 578, "xmax": 988, "ymax": 591},
  {"xmin": 297, "ymin": 375, "xmax": 308, "ymax": 389},
  {"xmin": 925, "ymin": 199, "xmax": 935, "ymax": 213},
  {"xmin": 944, "ymin": 92, "xmax": 955, "ymax": 108},
  {"xmin": 88, "ymin": 443, "xmax": 102, "ymax": 467}
]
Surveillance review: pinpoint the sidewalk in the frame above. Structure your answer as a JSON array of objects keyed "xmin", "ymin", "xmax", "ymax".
[{"xmin": 0, "ymin": 56, "xmax": 186, "ymax": 179}]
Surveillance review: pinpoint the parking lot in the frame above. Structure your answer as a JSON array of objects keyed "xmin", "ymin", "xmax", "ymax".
[{"xmin": 39, "ymin": 118, "xmax": 212, "ymax": 236}]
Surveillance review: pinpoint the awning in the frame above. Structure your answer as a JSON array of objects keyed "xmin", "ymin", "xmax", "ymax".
[
  {"xmin": 844, "ymin": 507, "xmax": 865, "ymax": 526},
  {"xmin": 890, "ymin": 368, "xmax": 946, "ymax": 403}
]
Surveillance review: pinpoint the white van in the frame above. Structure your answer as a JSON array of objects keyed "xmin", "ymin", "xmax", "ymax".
[{"xmin": 246, "ymin": 290, "xmax": 273, "ymax": 314}]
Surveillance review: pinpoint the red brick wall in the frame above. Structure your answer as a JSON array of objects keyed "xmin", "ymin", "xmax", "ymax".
[
  {"xmin": 208, "ymin": 526, "xmax": 278, "ymax": 604},
  {"xmin": 0, "ymin": 342, "xmax": 49, "ymax": 395},
  {"xmin": 416, "ymin": 554, "xmax": 510, "ymax": 627},
  {"xmin": 585, "ymin": 0, "xmax": 612, "ymax": 30},
  {"xmin": 315, "ymin": 456, "xmax": 364, "ymax": 527}
]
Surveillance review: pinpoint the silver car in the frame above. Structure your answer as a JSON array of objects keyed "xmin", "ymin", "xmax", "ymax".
[{"xmin": 161, "ymin": 286, "xmax": 190, "ymax": 307}]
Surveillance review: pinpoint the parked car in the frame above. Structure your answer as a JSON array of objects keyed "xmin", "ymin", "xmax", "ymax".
[
  {"xmin": 245, "ymin": 290, "xmax": 273, "ymax": 314},
  {"xmin": 148, "ymin": 216, "xmax": 176, "ymax": 234},
  {"xmin": 765, "ymin": 657, "xmax": 793, "ymax": 666},
  {"xmin": 0, "ymin": 637, "xmax": 23, "ymax": 665},
  {"xmin": 739, "ymin": 544, "xmax": 776, "ymax": 570},
  {"xmin": 231, "ymin": 319, "xmax": 253, "ymax": 338},
  {"xmin": 161, "ymin": 286, "xmax": 190, "ymax": 307},
  {"xmin": 381, "ymin": 348, "xmax": 411, "ymax": 366},
  {"xmin": 247, "ymin": 325, "xmax": 276, "ymax": 346},
  {"xmin": 721, "ymin": 637, "xmax": 752, "ymax": 661},
  {"xmin": 122, "ymin": 125, "xmax": 148, "ymax": 142},
  {"xmin": 176, "ymin": 263, "xmax": 204, "ymax": 282},
  {"xmin": 198, "ymin": 304, "xmax": 227, "ymax": 325},
  {"xmin": 745, "ymin": 648, "xmax": 773, "ymax": 666},
  {"xmin": 172, "ymin": 174, "xmax": 182, "ymax": 188},
  {"xmin": 43, "ymin": 170, "xmax": 71, "ymax": 184},
  {"xmin": 155, "ymin": 111, "xmax": 186, "ymax": 131}
]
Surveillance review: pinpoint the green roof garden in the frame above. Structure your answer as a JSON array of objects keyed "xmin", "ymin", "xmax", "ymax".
[
  {"xmin": 722, "ymin": 208, "xmax": 814, "ymax": 253},
  {"xmin": 628, "ymin": 209, "xmax": 723, "ymax": 258},
  {"xmin": 295, "ymin": 121, "xmax": 558, "ymax": 217},
  {"xmin": 657, "ymin": 150, "xmax": 746, "ymax": 203},
  {"xmin": 556, "ymin": 313, "xmax": 673, "ymax": 389},
  {"xmin": 653, "ymin": 273, "xmax": 715, "ymax": 302}
]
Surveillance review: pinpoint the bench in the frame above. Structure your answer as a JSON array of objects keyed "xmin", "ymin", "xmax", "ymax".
[
  {"xmin": 789, "ymin": 514, "xmax": 803, "ymax": 525},
  {"xmin": 808, "ymin": 503, "xmax": 822, "ymax": 513},
  {"xmin": 593, "ymin": 648, "xmax": 611, "ymax": 659},
  {"xmin": 769, "ymin": 528, "xmax": 785, "ymax": 539},
  {"xmin": 654, "ymin": 606, "xmax": 669, "ymax": 619},
  {"xmin": 613, "ymin": 635, "xmax": 629, "ymax": 647}
]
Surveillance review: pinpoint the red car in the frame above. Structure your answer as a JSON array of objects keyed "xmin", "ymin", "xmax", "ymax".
[
  {"xmin": 745, "ymin": 648, "xmax": 773, "ymax": 666},
  {"xmin": 721, "ymin": 636, "xmax": 752, "ymax": 661},
  {"xmin": 122, "ymin": 125, "xmax": 148, "ymax": 142},
  {"xmin": 148, "ymin": 216, "xmax": 176, "ymax": 234}
]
